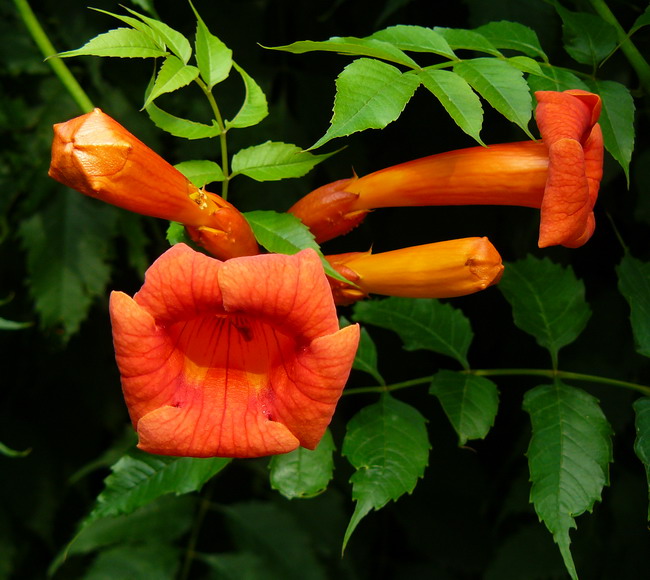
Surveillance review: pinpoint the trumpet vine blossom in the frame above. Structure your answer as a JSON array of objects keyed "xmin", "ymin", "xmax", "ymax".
[{"xmin": 109, "ymin": 244, "xmax": 360, "ymax": 458}]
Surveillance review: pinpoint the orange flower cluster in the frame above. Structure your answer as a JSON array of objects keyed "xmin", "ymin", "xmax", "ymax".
[{"xmin": 49, "ymin": 89, "xmax": 603, "ymax": 458}]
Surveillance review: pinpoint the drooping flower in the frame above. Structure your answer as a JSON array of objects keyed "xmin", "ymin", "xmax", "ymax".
[
  {"xmin": 289, "ymin": 90, "xmax": 603, "ymax": 249},
  {"xmin": 326, "ymin": 237, "xmax": 504, "ymax": 305},
  {"xmin": 49, "ymin": 108, "xmax": 259, "ymax": 260},
  {"xmin": 109, "ymin": 243, "xmax": 360, "ymax": 458}
]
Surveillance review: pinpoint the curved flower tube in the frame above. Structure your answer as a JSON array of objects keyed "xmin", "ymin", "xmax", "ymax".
[
  {"xmin": 326, "ymin": 237, "xmax": 504, "ymax": 305},
  {"xmin": 49, "ymin": 108, "xmax": 259, "ymax": 260},
  {"xmin": 110, "ymin": 244, "xmax": 360, "ymax": 458},
  {"xmin": 289, "ymin": 90, "xmax": 603, "ymax": 249}
]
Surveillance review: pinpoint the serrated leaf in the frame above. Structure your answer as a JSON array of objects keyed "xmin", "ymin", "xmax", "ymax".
[
  {"xmin": 556, "ymin": 6, "xmax": 617, "ymax": 67},
  {"xmin": 145, "ymin": 101, "xmax": 222, "ymax": 139},
  {"xmin": 433, "ymin": 27, "xmax": 502, "ymax": 56},
  {"xmin": 429, "ymin": 370, "xmax": 499, "ymax": 445},
  {"xmin": 633, "ymin": 397, "xmax": 650, "ymax": 520},
  {"xmin": 90, "ymin": 8, "xmax": 166, "ymax": 48},
  {"xmin": 312, "ymin": 58, "xmax": 420, "ymax": 149},
  {"xmin": 368, "ymin": 25, "xmax": 456, "ymax": 59},
  {"xmin": 586, "ymin": 79, "xmax": 635, "ymax": 182},
  {"xmin": 18, "ymin": 192, "xmax": 117, "ymax": 340},
  {"xmin": 453, "ymin": 57, "xmax": 534, "ymax": 138},
  {"xmin": 143, "ymin": 55, "xmax": 199, "ymax": 109},
  {"xmin": 58, "ymin": 27, "xmax": 168, "ymax": 59},
  {"xmin": 507, "ymin": 56, "xmax": 543, "ymax": 76},
  {"xmin": 125, "ymin": 7, "xmax": 192, "ymax": 63},
  {"xmin": 352, "ymin": 297, "xmax": 473, "ymax": 368},
  {"xmin": 527, "ymin": 66, "xmax": 589, "ymax": 92},
  {"xmin": 265, "ymin": 36, "xmax": 419, "ymax": 68},
  {"xmin": 475, "ymin": 21, "xmax": 548, "ymax": 60},
  {"xmin": 174, "ymin": 160, "xmax": 225, "ymax": 187},
  {"xmin": 616, "ymin": 252, "xmax": 650, "ymax": 357},
  {"xmin": 342, "ymin": 394, "xmax": 429, "ymax": 549},
  {"xmin": 269, "ymin": 430, "xmax": 335, "ymax": 499},
  {"xmin": 418, "ymin": 67, "xmax": 484, "ymax": 144},
  {"xmin": 523, "ymin": 381, "xmax": 612, "ymax": 580},
  {"xmin": 499, "ymin": 256, "xmax": 591, "ymax": 367},
  {"xmin": 85, "ymin": 449, "xmax": 230, "ymax": 524},
  {"xmin": 226, "ymin": 63, "xmax": 269, "ymax": 128},
  {"xmin": 231, "ymin": 141, "xmax": 335, "ymax": 181},
  {"xmin": 353, "ymin": 325, "xmax": 385, "ymax": 385},
  {"xmin": 191, "ymin": 3, "xmax": 233, "ymax": 89}
]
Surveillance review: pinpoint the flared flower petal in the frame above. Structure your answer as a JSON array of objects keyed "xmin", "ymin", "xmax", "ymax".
[
  {"xmin": 49, "ymin": 108, "xmax": 259, "ymax": 259},
  {"xmin": 326, "ymin": 238, "xmax": 504, "ymax": 305},
  {"xmin": 109, "ymin": 244, "xmax": 359, "ymax": 458}
]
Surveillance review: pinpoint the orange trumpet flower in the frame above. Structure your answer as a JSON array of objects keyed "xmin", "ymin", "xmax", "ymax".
[
  {"xmin": 326, "ymin": 237, "xmax": 504, "ymax": 305},
  {"xmin": 290, "ymin": 90, "xmax": 603, "ymax": 249},
  {"xmin": 49, "ymin": 108, "xmax": 259, "ymax": 260},
  {"xmin": 109, "ymin": 244, "xmax": 360, "ymax": 458}
]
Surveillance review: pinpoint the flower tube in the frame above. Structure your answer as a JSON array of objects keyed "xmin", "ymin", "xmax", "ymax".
[
  {"xmin": 49, "ymin": 108, "xmax": 259, "ymax": 260},
  {"xmin": 290, "ymin": 90, "xmax": 603, "ymax": 249},
  {"xmin": 326, "ymin": 237, "xmax": 504, "ymax": 305},
  {"xmin": 110, "ymin": 244, "xmax": 360, "ymax": 458}
]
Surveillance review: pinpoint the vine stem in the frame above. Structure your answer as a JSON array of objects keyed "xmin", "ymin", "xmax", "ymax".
[
  {"xmin": 179, "ymin": 481, "xmax": 215, "ymax": 580},
  {"xmin": 14, "ymin": 0, "xmax": 94, "ymax": 113},
  {"xmin": 345, "ymin": 368, "xmax": 650, "ymax": 397}
]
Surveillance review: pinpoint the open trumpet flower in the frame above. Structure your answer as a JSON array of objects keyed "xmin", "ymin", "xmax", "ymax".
[
  {"xmin": 109, "ymin": 244, "xmax": 360, "ymax": 458},
  {"xmin": 290, "ymin": 90, "xmax": 603, "ymax": 249},
  {"xmin": 49, "ymin": 108, "xmax": 259, "ymax": 260},
  {"xmin": 326, "ymin": 237, "xmax": 504, "ymax": 305}
]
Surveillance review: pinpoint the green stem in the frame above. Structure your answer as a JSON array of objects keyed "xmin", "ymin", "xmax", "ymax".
[
  {"xmin": 345, "ymin": 368, "xmax": 650, "ymax": 397},
  {"xmin": 14, "ymin": 0, "xmax": 94, "ymax": 113},
  {"xmin": 196, "ymin": 78, "xmax": 230, "ymax": 200},
  {"xmin": 588, "ymin": 0, "xmax": 650, "ymax": 94}
]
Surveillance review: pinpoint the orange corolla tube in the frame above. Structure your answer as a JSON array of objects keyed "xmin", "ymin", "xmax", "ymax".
[
  {"xmin": 289, "ymin": 90, "xmax": 603, "ymax": 249},
  {"xmin": 325, "ymin": 237, "xmax": 504, "ymax": 305},
  {"xmin": 109, "ymin": 244, "xmax": 360, "ymax": 458},
  {"xmin": 49, "ymin": 108, "xmax": 259, "ymax": 260}
]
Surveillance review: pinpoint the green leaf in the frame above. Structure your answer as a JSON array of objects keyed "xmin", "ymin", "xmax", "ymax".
[
  {"xmin": 125, "ymin": 7, "xmax": 192, "ymax": 63},
  {"xmin": 475, "ymin": 21, "xmax": 548, "ymax": 60},
  {"xmin": 556, "ymin": 6, "xmax": 617, "ymax": 67},
  {"xmin": 429, "ymin": 370, "xmax": 499, "ymax": 445},
  {"xmin": 616, "ymin": 252, "xmax": 650, "ymax": 358},
  {"xmin": 57, "ymin": 27, "xmax": 168, "ymax": 59},
  {"xmin": 0, "ymin": 441, "xmax": 30, "ymax": 457},
  {"xmin": 18, "ymin": 192, "xmax": 117, "ymax": 340},
  {"xmin": 342, "ymin": 394, "xmax": 429, "ymax": 549},
  {"xmin": 523, "ymin": 381, "xmax": 612, "ymax": 580},
  {"xmin": 368, "ymin": 25, "xmax": 456, "ymax": 59},
  {"xmin": 586, "ymin": 79, "xmax": 635, "ymax": 182},
  {"xmin": 312, "ymin": 58, "xmax": 420, "ymax": 149},
  {"xmin": 166, "ymin": 222, "xmax": 194, "ymax": 246},
  {"xmin": 85, "ymin": 449, "xmax": 230, "ymax": 524},
  {"xmin": 226, "ymin": 63, "xmax": 269, "ymax": 128},
  {"xmin": 633, "ymin": 397, "xmax": 650, "ymax": 520},
  {"xmin": 507, "ymin": 56, "xmax": 544, "ymax": 76},
  {"xmin": 353, "ymin": 297, "xmax": 473, "ymax": 369},
  {"xmin": 499, "ymin": 256, "xmax": 591, "ymax": 366},
  {"xmin": 231, "ymin": 141, "xmax": 335, "ymax": 181},
  {"xmin": 145, "ymin": 101, "xmax": 222, "ymax": 139},
  {"xmin": 433, "ymin": 27, "xmax": 502, "ymax": 56},
  {"xmin": 527, "ymin": 66, "xmax": 589, "ymax": 92},
  {"xmin": 453, "ymin": 57, "xmax": 534, "ymax": 138},
  {"xmin": 417, "ymin": 67, "xmax": 484, "ymax": 144},
  {"xmin": 84, "ymin": 544, "xmax": 181, "ymax": 580},
  {"xmin": 174, "ymin": 160, "xmax": 225, "ymax": 187},
  {"xmin": 90, "ymin": 8, "xmax": 167, "ymax": 47},
  {"xmin": 353, "ymin": 325, "xmax": 385, "ymax": 385},
  {"xmin": 630, "ymin": 5, "xmax": 650, "ymax": 36},
  {"xmin": 143, "ymin": 55, "xmax": 199, "ymax": 109},
  {"xmin": 0, "ymin": 317, "xmax": 31, "ymax": 330},
  {"xmin": 269, "ymin": 430, "xmax": 335, "ymax": 499},
  {"xmin": 265, "ymin": 36, "xmax": 419, "ymax": 68},
  {"xmin": 191, "ymin": 3, "xmax": 233, "ymax": 89}
]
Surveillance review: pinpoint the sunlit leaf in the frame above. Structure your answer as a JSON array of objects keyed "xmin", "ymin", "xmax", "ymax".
[
  {"xmin": 166, "ymin": 222, "xmax": 194, "ymax": 247},
  {"xmin": 142, "ymin": 55, "xmax": 199, "ymax": 109},
  {"xmin": 633, "ymin": 397, "xmax": 650, "ymax": 520},
  {"xmin": 507, "ymin": 56, "xmax": 543, "ymax": 76},
  {"xmin": 269, "ymin": 430, "xmax": 335, "ymax": 499},
  {"xmin": 475, "ymin": 20, "xmax": 547, "ymax": 60},
  {"xmin": 174, "ymin": 160, "xmax": 225, "ymax": 187},
  {"xmin": 617, "ymin": 252, "xmax": 650, "ymax": 358},
  {"xmin": 499, "ymin": 256, "xmax": 591, "ymax": 366},
  {"xmin": 429, "ymin": 370, "xmax": 499, "ymax": 445},
  {"xmin": 556, "ymin": 6, "xmax": 617, "ymax": 67},
  {"xmin": 312, "ymin": 58, "xmax": 420, "ymax": 149},
  {"xmin": 433, "ymin": 27, "xmax": 502, "ymax": 56},
  {"xmin": 418, "ymin": 67, "xmax": 484, "ymax": 144},
  {"xmin": 342, "ymin": 394, "xmax": 429, "ymax": 549},
  {"xmin": 368, "ymin": 25, "xmax": 456, "ymax": 58},
  {"xmin": 353, "ymin": 297, "xmax": 473, "ymax": 369},
  {"xmin": 57, "ymin": 28, "xmax": 168, "ymax": 59},
  {"xmin": 125, "ymin": 7, "xmax": 192, "ymax": 63},
  {"xmin": 145, "ymin": 101, "xmax": 221, "ymax": 139},
  {"xmin": 90, "ymin": 8, "xmax": 166, "ymax": 47},
  {"xmin": 191, "ymin": 3, "xmax": 232, "ymax": 89},
  {"xmin": 523, "ymin": 381, "xmax": 612, "ymax": 580},
  {"xmin": 453, "ymin": 57, "xmax": 534, "ymax": 138},
  {"xmin": 226, "ymin": 63, "xmax": 269, "ymax": 128}
]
